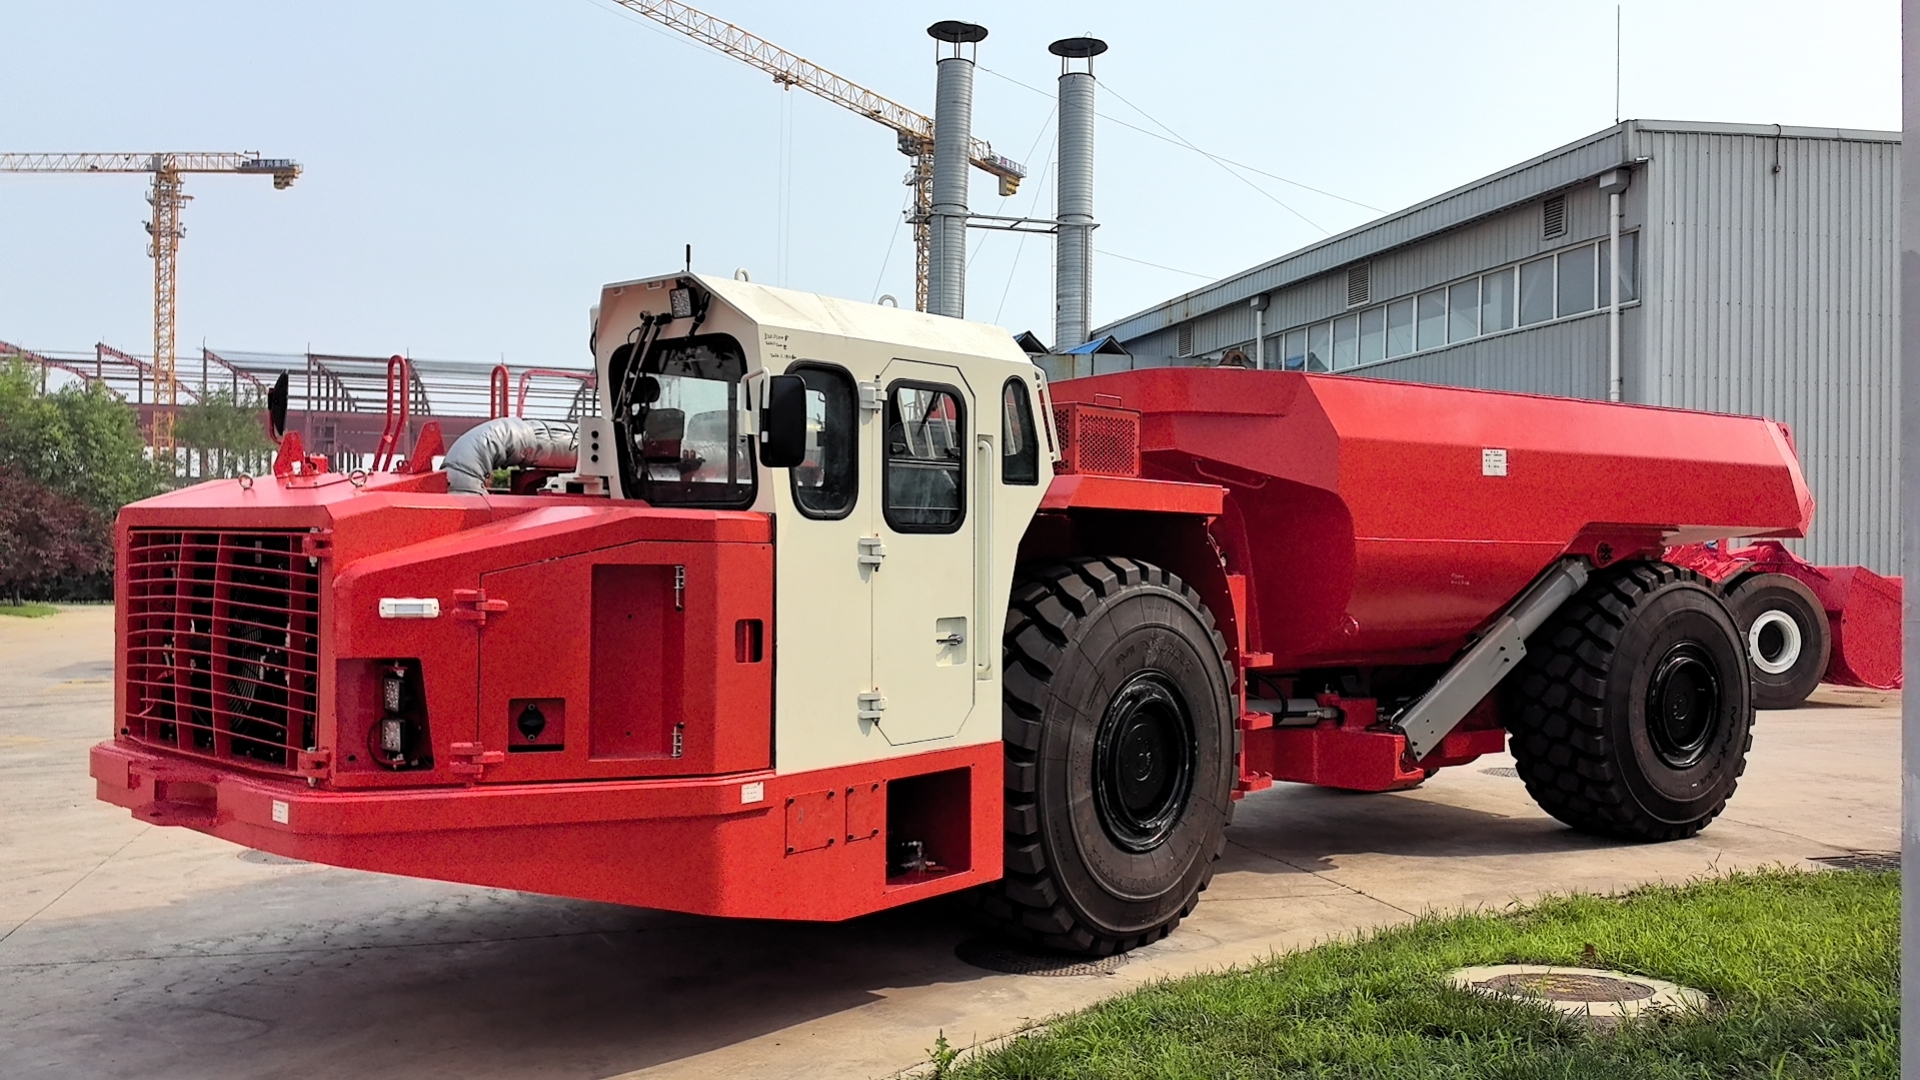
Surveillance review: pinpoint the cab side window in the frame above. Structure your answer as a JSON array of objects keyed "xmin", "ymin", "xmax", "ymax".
[
  {"xmin": 884, "ymin": 383, "xmax": 965, "ymax": 532},
  {"xmin": 788, "ymin": 364, "xmax": 857, "ymax": 519},
  {"xmin": 1001, "ymin": 377, "xmax": 1040, "ymax": 485}
]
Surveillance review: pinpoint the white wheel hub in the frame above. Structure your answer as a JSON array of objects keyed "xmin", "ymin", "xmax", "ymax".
[{"xmin": 1747, "ymin": 608, "xmax": 1803, "ymax": 675}]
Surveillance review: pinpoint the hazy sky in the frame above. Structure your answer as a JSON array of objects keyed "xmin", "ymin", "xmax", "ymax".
[{"xmin": 0, "ymin": 1, "xmax": 1899, "ymax": 367}]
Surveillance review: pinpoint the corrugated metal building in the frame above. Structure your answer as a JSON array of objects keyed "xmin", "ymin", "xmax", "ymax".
[{"xmin": 1092, "ymin": 120, "xmax": 1899, "ymax": 572}]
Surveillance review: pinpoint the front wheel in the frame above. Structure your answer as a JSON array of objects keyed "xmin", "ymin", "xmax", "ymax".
[
  {"xmin": 1503, "ymin": 562, "xmax": 1753, "ymax": 841},
  {"xmin": 977, "ymin": 556, "xmax": 1235, "ymax": 955}
]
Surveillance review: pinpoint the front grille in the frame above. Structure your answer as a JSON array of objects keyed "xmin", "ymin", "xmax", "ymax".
[{"xmin": 124, "ymin": 530, "xmax": 322, "ymax": 773}]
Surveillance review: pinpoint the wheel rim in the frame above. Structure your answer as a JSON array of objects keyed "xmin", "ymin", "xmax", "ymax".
[
  {"xmin": 1093, "ymin": 673, "xmax": 1196, "ymax": 853},
  {"xmin": 1747, "ymin": 609, "xmax": 1803, "ymax": 675},
  {"xmin": 1645, "ymin": 642, "xmax": 1722, "ymax": 768}
]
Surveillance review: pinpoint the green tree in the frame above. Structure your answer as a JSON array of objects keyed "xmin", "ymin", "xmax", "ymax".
[
  {"xmin": 0, "ymin": 358, "xmax": 163, "ymax": 515},
  {"xmin": 0, "ymin": 358, "xmax": 165, "ymax": 601},
  {"xmin": 176, "ymin": 387, "xmax": 274, "ymax": 478}
]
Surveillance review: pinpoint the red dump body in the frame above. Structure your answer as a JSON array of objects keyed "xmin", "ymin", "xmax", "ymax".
[{"xmin": 1050, "ymin": 369, "xmax": 1814, "ymax": 670}]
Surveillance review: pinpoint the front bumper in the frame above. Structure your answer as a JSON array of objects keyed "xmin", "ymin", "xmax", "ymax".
[{"xmin": 91, "ymin": 739, "xmax": 1000, "ymax": 921}]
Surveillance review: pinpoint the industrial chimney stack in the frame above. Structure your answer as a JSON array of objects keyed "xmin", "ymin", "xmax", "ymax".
[
  {"xmin": 1050, "ymin": 36, "xmax": 1106, "ymax": 351},
  {"xmin": 927, "ymin": 21, "xmax": 988, "ymax": 319}
]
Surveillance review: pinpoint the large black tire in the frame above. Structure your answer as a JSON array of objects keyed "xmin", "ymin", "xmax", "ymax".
[
  {"xmin": 1724, "ymin": 573, "xmax": 1831, "ymax": 710},
  {"xmin": 979, "ymin": 556, "xmax": 1236, "ymax": 955},
  {"xmin": 1503, "ymin": 562, "xmax": 1753, "ymax": 841}
]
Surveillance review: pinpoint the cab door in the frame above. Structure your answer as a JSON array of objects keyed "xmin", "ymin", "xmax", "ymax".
[
  {"xmin": 870, "ymin": 360, "xmax": 976, "ymax": 745},
  {"xmin": 770, "ymin": 362, "xmax": 875, "ymax": 773}
]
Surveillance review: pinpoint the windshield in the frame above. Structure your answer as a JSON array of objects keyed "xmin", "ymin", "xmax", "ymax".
[{"xmin": 612, "ymin": 333, "xmax": 754, "ymax": 508}]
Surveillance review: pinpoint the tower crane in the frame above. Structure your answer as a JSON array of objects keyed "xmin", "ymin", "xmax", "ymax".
[
  {"xmin": 0, "ymin": 152, "xmax": 301, "ymax": 462},
  {"xmin": 608, "ymin": 1, "xmax": 1025, "ymax": 312}
]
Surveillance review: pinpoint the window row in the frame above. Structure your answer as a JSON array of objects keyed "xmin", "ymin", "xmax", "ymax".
[
  {"xmin": 1277, "ymin": 232, "xmax": 1639, "ymax": 372},
  {"xmin": 789, "ymin": 367, "xmax": 1040, "ymax": 532}
]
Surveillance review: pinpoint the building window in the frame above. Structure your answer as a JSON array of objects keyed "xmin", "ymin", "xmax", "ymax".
[
  {"xmin": 1000, "ymin": 378, "xmax": 1039, "ymax": 486},
  {"xmin": 1358, "ymin": 306, "xmax": 1386, "ymax": 363},
  {"xmin": 1448, "ymin": 279, "xmax": 1480, "ymax": 342},
  {"xmin": 1518, "ymin": 257, "xmax": 1555, "ymax": 326},
  {"xmin": 1599, "ymin": 232, "xmax": 1640, "ymax": 303},
  {"xmin": 1384, "ymin": 297, "xmax": 1415, "ymax": 357},
  {"xmin": 884, "ymin": 383, "xmax": 966, "ymax": 533},
  {"xmin": 1542, "ymin": 194, "xmax": 1567, "ymax": 239},
  {"xmin": 1283, "ymin": 327, "xmax": 1308, "ymax": 370},
  {"xmin": 1306, "ymin": 322, "xmax": 1331, "ymax": 372},
  {"xmin": 1557, "ymin": 245, "xmax": 1596, "ymax": 316},
  {"xmin": 1416, "ymin": 289, "xmax": 1447, "ymax": 351},
  {"xmin": 1332, "ymin": 314, "xmax": 1359, "ymax": 369},
  {"xmin": 1481, "ymin": 267, "xmax": 1515, "ymax": 332},
  {"xmin": 787, "ymin": 363, "xmax": 858, "ymax": 519}
]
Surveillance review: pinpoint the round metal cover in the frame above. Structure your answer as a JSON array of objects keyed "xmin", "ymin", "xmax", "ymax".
[
  {"xmin": 928, "ymin": 20, "xmax": 988, "ymax": 43},
  {"xmin": 1048, "ymin": 36, "xmax": 1109, "ymax": 59},
  {"xmin": 955, "ymin": 938, "xmax": 1129, "ymax": 977},
  {"xmin": 1447, "ymin": 965, "xmax": 1707, "ymax": 1021},
  {"xmin": 1476, "ymin": 971, "xmax": 1655, "ymax": 1002}
]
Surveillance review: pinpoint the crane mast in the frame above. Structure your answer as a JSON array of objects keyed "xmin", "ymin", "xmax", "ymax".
[
  {"xmin": 609, "ymin": 0, "xmax": 1024, "ymax": 312},
  {"xmin": 0, "ymin": 153, "xmax": 300, "ymax": 465}
]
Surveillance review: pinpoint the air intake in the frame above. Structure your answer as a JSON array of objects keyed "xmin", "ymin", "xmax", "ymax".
[
  {"xmin": 1177, "ymin": 323, "xmax": 1194, "ymax": 357},
  {"xmin": 1542, "ymin": 195, "xmax": 1567, "ymax": 239},
  {"xmin": 1346, "ymin": 263, "xmax": 1371, "ymax": 307}
]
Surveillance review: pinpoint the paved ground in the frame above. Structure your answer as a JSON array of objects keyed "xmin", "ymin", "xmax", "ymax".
[{"xmin": 0, "ymin": 606, "xmax": 1900, "ymax": 1079}]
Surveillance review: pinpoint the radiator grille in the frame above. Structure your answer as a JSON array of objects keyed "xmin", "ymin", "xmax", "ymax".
[
  {"xmin": 1051, "ymin": 402, "xmax": 1141, "ymax": 478},
  {"xmin": 124, "ymin": 530, "xmax": 322, "ymax": 773}
]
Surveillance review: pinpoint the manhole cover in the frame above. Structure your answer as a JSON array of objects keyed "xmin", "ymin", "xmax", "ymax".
[
  {"xmin": 237, "ymin": 850, "xmax": 306, "ymax": 866},
  {"xmin": 955, "ymin": 938, "xmax": 1129, "ymax": 977},
  {"xmin": 1810, "ymin": 850, "xmax": 1899, "ymax": 873},
  {"xmin": 1480, "ymin": 766, "xmax": 1518, "ymax": 777},
  {"xmin": 1447, "ymin": 965, "xmax": 1706, "ymax": 1021},
  {"xmin": 1476, "ymin": 971, "xmax": 1654, "ymax": 1002}
]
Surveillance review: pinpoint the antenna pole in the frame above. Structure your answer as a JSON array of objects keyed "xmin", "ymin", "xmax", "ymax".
[{"xmin": 1615, "ymin": 5, "xmax": 1622, "ymax": 125}]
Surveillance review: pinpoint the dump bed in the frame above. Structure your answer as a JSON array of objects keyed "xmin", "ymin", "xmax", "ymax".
[{"xmin": 1051, "ymin": 369, "xmax": 1813, "ymax": 669}]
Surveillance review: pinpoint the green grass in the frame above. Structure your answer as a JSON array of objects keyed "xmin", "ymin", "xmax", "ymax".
[
  {"xmin": 951, "ymin": 869, "xmax": 1897, "ymax": 1079},
  {"xmin": 0, "ymin": 602, "xmax": 60, "ymax": 618}
]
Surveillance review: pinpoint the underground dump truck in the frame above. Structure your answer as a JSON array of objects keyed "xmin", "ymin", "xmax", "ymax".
[{"xmin": 92, "ymin": 273, "xmax": 1812, "ymax": 955}]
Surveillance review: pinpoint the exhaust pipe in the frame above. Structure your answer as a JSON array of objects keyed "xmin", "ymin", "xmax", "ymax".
[
  {"xmin": 443, "ymin": 417, "xmax": 578, "ymax": 495},
  {"xmin": 1050, "ymin": 36, "xmax": 1106, "ymax": 352},
  {"xmin": 927, "ymin": 20, "xmax": 987, "ymax": 319}
]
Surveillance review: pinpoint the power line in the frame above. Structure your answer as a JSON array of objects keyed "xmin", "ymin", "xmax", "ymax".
[
  {"xmin": 978, "ymin": 66, "xmax": 1385, "ymax": 216},
  {"xmin": 1095, "ymin": 248, "xmax": 1217, "ymax": 280}
]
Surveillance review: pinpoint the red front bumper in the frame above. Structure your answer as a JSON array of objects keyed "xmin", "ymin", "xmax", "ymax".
[{"xmin": 91, "ymin": 739, "xmax": 1001, "ymax": 921}]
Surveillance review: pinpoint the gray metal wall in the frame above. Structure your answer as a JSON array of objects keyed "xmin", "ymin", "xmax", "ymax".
[
  {"xmin": 1638, "ymin": 128, "xmax": 1899, "ymax": 572},
  {"xmin": 1112, "ymin": 122, "xmax": 1899, "ymax": 571}
]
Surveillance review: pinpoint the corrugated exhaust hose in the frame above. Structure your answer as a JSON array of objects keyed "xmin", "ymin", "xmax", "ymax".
[{"xmin": 442, "ymin": 417, "xmax": 578, "ymax": 494}]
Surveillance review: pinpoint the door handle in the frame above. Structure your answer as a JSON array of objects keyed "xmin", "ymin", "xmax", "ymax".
[{"xmin": 935, "ymin": 632, "xmax": 965, "ymax": 647}]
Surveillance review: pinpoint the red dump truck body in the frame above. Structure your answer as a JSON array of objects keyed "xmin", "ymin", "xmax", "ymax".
[{"xmin": 1048, "ymin": 370, "xmax": 1813, "ymax": 669}]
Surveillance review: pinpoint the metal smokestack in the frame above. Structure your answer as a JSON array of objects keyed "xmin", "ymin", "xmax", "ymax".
[
  {"xmin": 1050, "ymin": 37, "xmax": 1106, "ymax": 351},
  {"xmin": 927, "ymin": 21, "xmax": 987, "ymax": 319}
]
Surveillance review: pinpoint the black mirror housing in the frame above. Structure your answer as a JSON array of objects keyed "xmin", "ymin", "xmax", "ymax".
[
  {"xmin": 267, "ymin": 372, "xmax": 290, "ymax": 440},
  {"xmin": 759, "ymin": 374, "xmax": 808, "ymax": 468}
]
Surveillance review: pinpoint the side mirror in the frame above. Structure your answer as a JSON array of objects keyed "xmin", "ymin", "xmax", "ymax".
[
  {"xmin": 759, "ymin": 374, "xmax": 807, "ymax": 468},
  {"xmin": 267, "ymin": 372, "xmax": 289, "ymax": 440}
]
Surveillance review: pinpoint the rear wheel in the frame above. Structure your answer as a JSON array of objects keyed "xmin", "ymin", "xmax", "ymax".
[
  {"xmin": 1502, "ymin": 562, "xmax": 1752, "ymax": 841},
  {"xmin": 979, "ymin": 556, "xmax": 1235, "ymax": 955},
  {"xmin": 1724, "ymin": 573, "xmax": 1830, "ymax": 710}
]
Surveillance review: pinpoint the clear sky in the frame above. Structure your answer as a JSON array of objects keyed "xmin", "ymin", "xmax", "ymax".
[{"xmin": 0, "ymin": 1, "xmax": 1898, "ymax": 368}]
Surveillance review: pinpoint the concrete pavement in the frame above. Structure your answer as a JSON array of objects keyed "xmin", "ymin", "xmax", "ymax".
[{"xmin": 0, "ymin": 607, "xmax": 1898, "ymax": 1079}]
